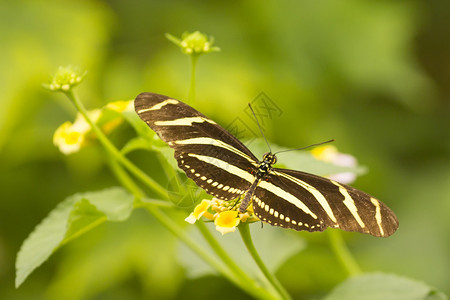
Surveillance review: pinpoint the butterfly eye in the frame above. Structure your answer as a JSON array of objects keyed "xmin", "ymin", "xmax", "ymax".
[{"xmin": 271, "ymin": 155, "xmax": 277, "ymax": 164}]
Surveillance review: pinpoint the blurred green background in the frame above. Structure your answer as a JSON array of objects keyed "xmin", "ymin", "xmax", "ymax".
[{"xmin": 1, "ymin": 0, "xmax": 449, "ymax": 299}]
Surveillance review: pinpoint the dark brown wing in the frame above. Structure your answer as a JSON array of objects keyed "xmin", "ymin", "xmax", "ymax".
[
  {"xmin": 134, "ymin": 92, "xmax": 259, "ymax": 200},
  {"xmin": 252, "ymin": 168, "xmax": 398, "ymax": 237}
]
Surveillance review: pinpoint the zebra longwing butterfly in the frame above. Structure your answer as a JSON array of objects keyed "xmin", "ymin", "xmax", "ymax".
[{"xmin": 135, "ymin": 93, "xmax": 399, "ymax": 237}]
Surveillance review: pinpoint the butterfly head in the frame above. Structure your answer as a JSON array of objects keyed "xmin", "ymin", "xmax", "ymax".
[
  {"xmin": 262, "ymin": 152, "xmax": 277, "ymax": 165},
  {"xmin": 258, "ymin": 152, "xmax": 277, "ymax": 176}
]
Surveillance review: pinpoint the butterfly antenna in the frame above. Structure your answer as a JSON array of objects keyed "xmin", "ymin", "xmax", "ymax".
[
  {"xmin": 248, "ymin": 103, "xmax": 272, "ymax": 153},
  {"xmin": 274, "ymin": 139, "xmax": 335, "ymax": 155}
]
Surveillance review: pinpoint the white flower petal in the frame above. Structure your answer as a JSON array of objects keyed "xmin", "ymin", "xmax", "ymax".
[
  {"xmin": 216, "ymin": 225, "xmax": 237, "ymax": 236},
  {"xmin": 184, "ymin": 213, "xmax": 197, "ymax": 224}
]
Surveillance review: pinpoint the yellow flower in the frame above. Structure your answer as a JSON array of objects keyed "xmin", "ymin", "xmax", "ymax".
[
  {"xmin": 238, "ymin": 206, "xmax": 255, "ymax": 222},
  {"xmin": 311, "ymin": 145, "xmax": 338, "ymax": 162},
  {"xmin": 311, "ymin": 145, "xmax": 358, "ymax": 184},
  {"xmin": 53, "ymin": 110, "xmax": 101, "ymax": 155},
  {"xmin": 105, "ymin": 100, "xmax": 134, "ymax": 113},
  {"xmin": 53, "ymin": 99, "xmax": 135, "ymax": 156},
  {"xmin": 100, "ymin": 100, "xmax": 134, "ymax": 134},
  {"xmin": 185, "ymin": 200, "xmax": 212, "ymax": 224},
  {"xmin": 214, "ymin": 211, "xmax": 240, "ymax": 235},
  {"xmin": 53, "ymin": 122, "xmax": 85, "ymax": 154},
  {"xmin": 185, "ymin": 197, "xmax": 259, "ymax": 234}
]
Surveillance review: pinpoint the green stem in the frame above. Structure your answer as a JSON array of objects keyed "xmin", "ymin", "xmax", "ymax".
[
  {"xmin": 327, "ymin": 230, "xmax": 362, "ymax": 276},
  {"xmin": 139, "ymin": 198, "xmax": 175, "ymax": 208},
  {"xmin": 195, "ymin": 222, "xmax": 276, "ymax": 299},
  {"xmin": 239, "ymin": 223, "xmax": 291, "ymax": 300},
  {"xmin": 188, "ymin": 54, "xmax": 199, "ymax": 104},
  {"xmin": 64, "ymin": 90, "xmax": 167, "ymax": 199},
  {"xmin": 156, "ymin": 152, "xmax": 188, "ymax": 198},
  {"xmin": 108, "ymin": 153, "xmax": 145, "ymax": 199},
  {"xmin": 143, "ymin": 204, "xmax": 276, "ymax": 300}
]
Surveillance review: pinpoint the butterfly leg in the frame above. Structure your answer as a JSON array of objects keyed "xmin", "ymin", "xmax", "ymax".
[{"xmin": 229, "ymin": 196, "xmax": 243, "ymax": 210}]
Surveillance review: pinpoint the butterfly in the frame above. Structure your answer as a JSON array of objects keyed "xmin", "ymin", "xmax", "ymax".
[{"xmin": 135, "ymin": 93, "xmax": 399, "ymax": 237}]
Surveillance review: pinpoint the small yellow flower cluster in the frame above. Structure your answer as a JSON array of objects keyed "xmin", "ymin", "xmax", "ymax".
[
  {"xmin": 53, "ymin": 100, "xmax": 133, "ymax": 155},
  {"xmin": 166, "ymin": 31, "xmax": 220, "ymax": 56},
  {"xmin": 185, "ymin": 198, "xmax": 259, "ymax": 235},
  {"xmin": 43, "ymin": 65, "xmax": 87, "ymax": 92},
  {"xmin": 311, "ymin": 145, "xmax": 358, "ymax": 184}
]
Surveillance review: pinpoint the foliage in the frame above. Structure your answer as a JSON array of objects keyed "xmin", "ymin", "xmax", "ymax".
[
  {"xmin": 325, "ymin": 274, "xmax": 447, "ymax": 300},
  {"xmin": 16, "ymin": 188, "xmax": 133, "ymax": 287}
]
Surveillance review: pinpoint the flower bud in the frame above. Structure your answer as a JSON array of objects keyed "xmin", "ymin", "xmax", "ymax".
[
  {"xmin": 43, "ymin": 65, "xmax": 87, "ymax": 92},
  {"xmin": 166, "ymin": 31, "xmax": 220, "ymax": 56}
]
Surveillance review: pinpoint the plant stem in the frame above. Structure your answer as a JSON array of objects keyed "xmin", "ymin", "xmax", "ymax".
[
  {"xmin": 144, "ymin": 204, "xmax": 276, "ymax": 300},
  {"xmin": 195, "ymin": 222, "xmax": 276, "ymax": 299},
  {"xmin": 108, "ymin": 153, "xmax": 145, "ymax": 199},
  {"xmin": 327, "ymin": 230, "xmax": 362, "ymax": 276},
  {"xmin": 156, "ymin": 152, "xmax": 188, "ymax": 198},
  {"xmin": 188, "ymin": 54, "xmax": 199, "ymax": 104},
  {"xmin": 239, "ymin": 223, "xmax": 292, "ymax": 300},
  {"xmin": 65, "ymin": 90, "xmax": 167, "ymax": 199}
]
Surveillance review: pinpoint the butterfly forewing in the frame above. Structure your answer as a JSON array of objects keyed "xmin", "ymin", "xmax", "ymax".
[
  {"xmin": 253, "ymin": 168, "xmax": 398, "ymax": 237},
  {"xmin": 134, "ymin": 92, "xmax": 258, "ymax": 200}
]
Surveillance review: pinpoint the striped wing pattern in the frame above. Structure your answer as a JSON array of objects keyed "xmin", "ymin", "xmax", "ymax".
[
  {"xmin": 134, "ymin": 92, "xmax": 258, "ymax": 200},
  {"xmin": 135, "ymin": 92, "xmax": 399, "ymax": 237},
  {"xmin": 252, "ymin": 169, "xmax": 398, "ymax": 237}
]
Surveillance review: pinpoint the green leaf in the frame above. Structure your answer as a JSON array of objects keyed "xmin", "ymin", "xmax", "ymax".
[
  {"xmin": 44, "ymin": 211, "xmax": 182, "ymax": 300},
  {"xmin": 75, "ymin": 187, "xmax": 134, "ymax": 222},
  {"xmin": 324, "ymin": 273, "xmax": 448, "ymax": 300},
  {"xmin": 64, "ymin": 199, "xmax": 107, "ymax": 245},
  {"xmin": 153, "ymin": 142, "xmax": 179, "ymax": 171},
  {"xmin": 15, "ymin": 196, "xmax": 77, "ymax": 288},
  {"xmin": 15, "ymin": 187, "xmax": 133, "ymax": 288},
  {"xmin": 122, "ymin": 135, "xmax": 179, "ymax": 171}
]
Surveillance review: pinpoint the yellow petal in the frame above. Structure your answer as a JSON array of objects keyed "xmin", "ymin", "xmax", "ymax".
[
  {"xmin": 53, "ymin": 121, "xmax": 85, "ymax": 155},
  {"xmin": 185, "ymin": 200, "xmax": 212, "ymax": 224},
  {"xmin": 102, "ymin": 118, "xmax": 124, "ymax": 134},
  {"xmin": 106, "ymin": 100, "xmax": 133, "ymax": 112},
  {"xmin": 72, "ymin": 109, "xmax": 101, "ymax": 133},
  {"xmin": 311, "ymin": 145, "xmax": 338, "ymax": 162},
  {"xmin": 215, "ymin": 211, "xmax": 240, "ymax": 235},
  {"xmin": 193, "ymin": 199, "xmax": 211, "ymax": 218}
]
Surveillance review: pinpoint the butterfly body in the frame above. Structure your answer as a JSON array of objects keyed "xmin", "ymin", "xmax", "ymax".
[
  {"xmin": 135, "ymin": 92, "xmax": 399, "ymax": 237},
  {"xmin": 239, "ymin": 153, "xmax": 276, "ymax": 213}
]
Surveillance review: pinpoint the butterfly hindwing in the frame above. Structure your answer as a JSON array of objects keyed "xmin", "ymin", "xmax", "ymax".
[
  {"xmin": 134, "ymin": 92, "xmax": 258, "ymax": 200},
  {"xmin": 253, "ymin": 168, "xmax": 398, "ymax": 237}
]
